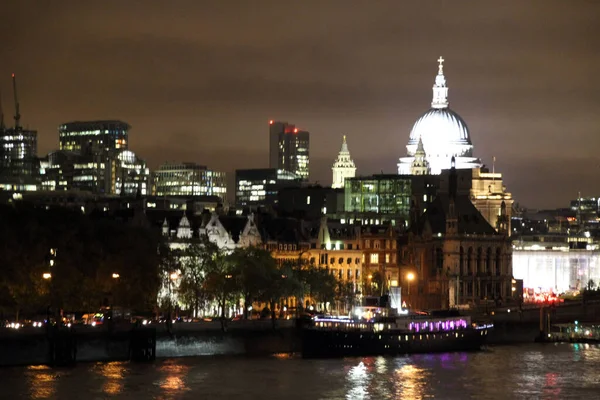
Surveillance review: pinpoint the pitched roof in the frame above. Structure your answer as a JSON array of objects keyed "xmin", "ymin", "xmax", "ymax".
[{"xmin": 417, "ymin": 194, "xmax": 497, "ymax": 235}]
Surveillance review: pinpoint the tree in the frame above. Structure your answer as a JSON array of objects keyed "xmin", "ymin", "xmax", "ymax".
[
  {"xmin": 228, "ymin": 246, "xmax": 275, "ymax": 319},
  {"xmin": 199, "ymin": 239, "xmax": 232, "ymax": 329},
  {"xmin": 303, "ymin": 265, "xmax": 338, "ymax": 312}
]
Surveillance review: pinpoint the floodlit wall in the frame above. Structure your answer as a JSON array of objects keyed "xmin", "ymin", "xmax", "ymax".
[{"xmin": 513, "ymin": 250, "xmax": 600, "ymax": 292}]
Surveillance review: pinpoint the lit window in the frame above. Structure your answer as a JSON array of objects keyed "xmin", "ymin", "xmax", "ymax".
[
  {"xmin": 370, "ymin": 254, "xmax": 379, "ymax": 264},
  {"xmin": 307, "ymin": 196, "xmax": 311, "ymax": 205}
]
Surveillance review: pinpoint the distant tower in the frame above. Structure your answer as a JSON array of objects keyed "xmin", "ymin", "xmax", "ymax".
[
  {"xmin": 410, "ymin": 136, "xmax": 430, "ymax": 175},
  {"xmin": 0, "ymin": 73, "xmax": 38, "ymax": 186},
  {"xmin": 268, "ymin": 120, "xmax": 310, "ymax": 180},
  {"xmin": 331, "ymin": 135, "xmax": 356, "ymax": 189}
]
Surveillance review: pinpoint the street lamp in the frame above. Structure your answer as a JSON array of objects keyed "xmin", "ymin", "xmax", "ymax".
[
  {"xmin": 43, "ymin": 273, "xmax": 52, "ymax": 280},
  {"xmin": 406, "ymin": 272, "xmax": 415, "ymax": 295},
  {"xmin": 112, "ymin": 273, "xmax": 120, "ymax": 279}
]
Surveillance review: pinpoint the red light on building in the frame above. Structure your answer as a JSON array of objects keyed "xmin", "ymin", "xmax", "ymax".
[
  {"xmin": 293, "ymin": 128, "xmax": 298, "ymax": 133},
  {"xmin": 269, "ymin": 120, "xmax": 274, "ymax": 125},
  {"xmin": 11, "ymin": 73, "xmax": 15, "ymax": 78}
]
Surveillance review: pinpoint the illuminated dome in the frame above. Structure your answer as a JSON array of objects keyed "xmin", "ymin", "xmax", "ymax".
[{"xmin": 398, "ymin": 57, "xmax": 481, "ymax": 175}]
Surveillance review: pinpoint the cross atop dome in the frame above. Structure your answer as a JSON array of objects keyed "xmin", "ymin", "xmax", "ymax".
[{"xmin": 432, "ymin": 56, "xmax": 449, "ymax": 109}]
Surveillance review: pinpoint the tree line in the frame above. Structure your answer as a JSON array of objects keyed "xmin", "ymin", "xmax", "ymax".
[
  {"xmin": 0, "ymin": 204, "xmax": 358, "ymax": 321},
  {"xmin": 161, "ymin": 236, "xmax": 357, "ymax": 321}
]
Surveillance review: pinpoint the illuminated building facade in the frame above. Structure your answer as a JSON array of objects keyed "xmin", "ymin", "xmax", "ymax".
[
  {"xmin": 235, "ymin": 168, "xmax": 300, "ymax": 211},
  {"xmin": 0, "ymin": 74, "xmax": 39, "ymax": 192},
  {"xmin": 331, "ymin": 135, "xmax": 356, "ymax": 189},
  {"xmin": 39, "ymin": 149, "xmax": 150, "ymax": 195},
  {"xmin": 114, "ymin": 150, "xmax": 150, "ymax": 196},
  {"xmin": 59, "ymin": 120, "xmax": 129, "ymax": 154},
  {"xmin": 268, "ymin": 120, "xmax": 310, "ymax": 180},
  {"xmin": 513, "ymin": 247, "xmax": 600, "ymax": 294},
  {"xmin": 398, "ymin": 57, "xmax": 481, "ymax": 175},
  {"xmin": 344, "ymin": 175, "xmax": 412, "ymax": 217},
  {"xmin": 0, "ymin": 127, "xmax": 38, "ymax": 191},
  {"xmin": 153, "ymin": 162, "xmax": 227, "ymax": 201}
]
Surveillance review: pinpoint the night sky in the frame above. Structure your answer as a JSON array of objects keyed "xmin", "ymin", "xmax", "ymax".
[{"xmin": 1, "ymin": 1, "xmax": 599, "ymax": 209}]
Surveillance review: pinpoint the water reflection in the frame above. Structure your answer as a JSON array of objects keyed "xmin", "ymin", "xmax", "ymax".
[
  {"xmin": 156, "ymin": 361, "xmax": 191, "ymax": 399},
  {"xmin": 346, "ymin": 361, "xmax": 369, "ymax": 399},
  {"xmin": 98, "ymin": 362, "xmax": 127, "ymax": 395},
  {"xmin": 394, "ymin": 364, "xmax": 427, "ymax": 400},
  {"xmin": 27, "ymin": 365, "xmax": 57, "ymax": 399},
  {"xmin": 542, "ymin": 372, "xmax": 561, "ymax": 399}
]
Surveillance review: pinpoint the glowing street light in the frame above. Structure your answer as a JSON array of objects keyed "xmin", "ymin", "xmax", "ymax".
[
  {"xmin": 170, "ymin": 272, "xmax": 178, "ymax": 281},
  {"xmin": 43, "ymin": 273, "xmax": 52, "ymax": 280},
  {"xmin": 112, "ymin": 273, "xmax": 120, "ymax": 279},
  {"xmin": 406, "ymin": 272, "xmax": 415, "ymax": 295}
]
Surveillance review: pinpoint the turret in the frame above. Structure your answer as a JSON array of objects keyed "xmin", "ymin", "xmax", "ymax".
[
  {"xmin": 410, "ymin": 136, "xmax": 431, "ymax": 175},
  {"xmin": 331, "ymin": 135, "xmax": 357, "ymax": 189}
]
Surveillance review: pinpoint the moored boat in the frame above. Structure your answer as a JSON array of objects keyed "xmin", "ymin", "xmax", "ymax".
[{"xmin": 301, "ymin": 309, "xmax": 492, "ymax": 358}]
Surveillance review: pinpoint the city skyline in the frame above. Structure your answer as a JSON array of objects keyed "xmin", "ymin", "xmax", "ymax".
[{"xmin": 1, "ymin": 1, "xmax": 599, "ymax": 208}]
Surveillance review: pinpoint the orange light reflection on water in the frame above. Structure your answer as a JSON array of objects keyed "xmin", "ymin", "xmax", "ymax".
[
  {"xmin": 98, "ymin": 362, "xmax": 127, "ymax": 395},
  {"xmin": 394, "ymin": 364, "xmax": 427, "ymax": 400},
  {"xmin": 158, "ymin": 362, "xmax": 191, "ymax": 397},
  {"xmin": 27, "ymin": 365, "xmax": 57, "ymax": 399}
]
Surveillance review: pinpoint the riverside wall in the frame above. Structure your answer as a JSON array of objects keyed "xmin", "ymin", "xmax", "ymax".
[{"xmin": 0, "ymin": 320, "xmax": 302, "ymax": 367}]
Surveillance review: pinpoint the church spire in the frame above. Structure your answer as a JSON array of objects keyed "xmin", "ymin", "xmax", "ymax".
[
  {"xmin": 331, "ymin": 135, "xmax": 356, "ymax": 189},
  {"xmin": 410, "ymin": 136, "xmax": 430, "ymax": 175},
  {"xmin": 431, "ymin": 56, "xmax": 449, "ymax": 109}
]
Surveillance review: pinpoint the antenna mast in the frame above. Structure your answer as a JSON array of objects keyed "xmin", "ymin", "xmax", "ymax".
[{"xmin": 12, "ymin": 73, "xmax": 21, "ymax": 129}]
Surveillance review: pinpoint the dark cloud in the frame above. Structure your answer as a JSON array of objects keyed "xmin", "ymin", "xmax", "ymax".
[{"xmin": 1, "ymin": 0, "xmax": 599, "ymax": 209}]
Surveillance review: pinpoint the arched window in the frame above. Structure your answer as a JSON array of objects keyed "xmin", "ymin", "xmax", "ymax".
[
  {"xmin": 468, "ymin": 247, "xmax": 474, "ymax": 275},
  {"xmin": 476, "ymin": 247, "xmax": 483, "ymax": 274},
  {"xmin": 459, "ymin": 247, "xmax": 465, "ymax": 275},
  {"xmin": 338, "ymin": 257, "xmax": 344, "ymax": 264},
  {"xmin": 435, "ymin": 248, "xmax": 444, "ymax": 270},
  {"xmin": 486, "ymin": 248, "xmax": 493, "ymax": 275},
  {"xmin": 347, "ymin": 258, "xmax": 352, "ymax": 264},
  {"xmin": 495, "ymin": 248, "xmax": 502, "ymax": 276}
]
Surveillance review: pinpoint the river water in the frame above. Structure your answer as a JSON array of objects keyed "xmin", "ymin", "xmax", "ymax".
[{"xmin": 1, "ymin": 343, "xmax": 599, "ymax": 399}]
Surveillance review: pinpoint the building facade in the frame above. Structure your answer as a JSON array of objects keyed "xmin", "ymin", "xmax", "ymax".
[
  {"xmin": 268, "ymin": 120, "xmax": 310, "ymax": 180},
  {"xmin": 331, "ymin": 135, "xmax": 356, "ymax": 189},
  {"xmin": 404, "ymin": 165, "xmax": 513, "ymax": 309},
  {"xmin": 344, "ymin": 174, "xmax": 412, "ymax": 219},
  {"xmin": 59, "ymin": 120, "xmax": 129, "ymax": 154},
  {"xmin": 153, "ymin": 162, "xmax": 227, "ymax": 201},
  {"xmin": 0, "ymin": 74, "xmax": 39, "ymax": 192},
  {"xmin": 235, "ymin": 168, "xmax": 300, "ymax": 211}
]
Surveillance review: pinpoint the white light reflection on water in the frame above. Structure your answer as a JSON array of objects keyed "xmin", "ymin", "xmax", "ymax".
[{"xmin": 346, "ymin": 360, "xmax": 369, "ymax": 399}]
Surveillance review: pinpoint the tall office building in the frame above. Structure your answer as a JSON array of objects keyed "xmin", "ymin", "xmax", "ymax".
[
  {"xmin": 0, "ymin": 74, "xmax": 39, "ymax": 192},
  {"xmin": 40, "ymin": 119, "xmax": 147, "ymax": 195},
  {"xmin": 268, "ymin": 120, "xmax": 309, "ymax": 180},
  {"xmin": 59, "ymin": 120, "xmax": 129, "ymax": 155},
  {"xmin": 153, "ymin": 162, "xmax": 227, "ymax": 201}
]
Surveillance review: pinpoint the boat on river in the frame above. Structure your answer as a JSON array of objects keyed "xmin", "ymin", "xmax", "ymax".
[{"xmin": 301, "ymin": 308, "xmax": 492, "ymax": 359}]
